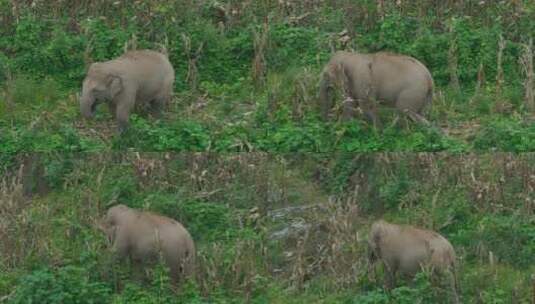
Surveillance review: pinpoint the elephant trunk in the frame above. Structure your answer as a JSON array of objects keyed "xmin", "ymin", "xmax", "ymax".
[
  {"xmin": 318, "ymin": 74, "xmax": 332, "ymax": 120},
  {"xmin": 80, "ymin": 91, "xmax": 96, "ymax": 119}
]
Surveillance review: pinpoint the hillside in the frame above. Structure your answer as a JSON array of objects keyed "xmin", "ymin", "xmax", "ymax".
[
  {"xmin": 0, "ymin": 1, "xmax": 534, "ymax": 156},
  {"xmin": 1, "ymin": 1, "xmax": 535, "ymax": 303},
  {"xmin": 1, "ymin": 153, "xmax": 534, "ymax": 303}
]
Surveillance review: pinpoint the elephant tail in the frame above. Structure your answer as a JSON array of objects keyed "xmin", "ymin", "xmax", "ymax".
[{"xmin": 425, "ymin": 74, "xmax": 434, "ymax": 106}]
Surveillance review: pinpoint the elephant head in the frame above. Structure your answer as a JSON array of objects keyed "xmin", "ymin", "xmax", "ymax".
[
  {"xmin": 318, "ymin": 62, "xmax": 349, "ymax": 120},
  {"xmin": 80, "ymin": 63, "xmax": 123, "ymax": 118},
  {"xmin": 98, "ymin": 204, "xmax": 129, "ymax": 244},
  {"xmin": 367, "ymin": 220, "xmax": 386, "ymax": 265}
]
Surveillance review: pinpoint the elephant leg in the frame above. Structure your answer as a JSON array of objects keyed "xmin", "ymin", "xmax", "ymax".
[
  {"xmin": 108, "ymin": 102, "xmax": 117, "ymax": 119},
  {"xmin": 320, "ymin": 89, "xmax": 334, "ymax": 120},
  {"xmin": 446, "ymin": 269, "xmax": 461, "ymax": 304},
  {"xmin": 367, "ymin": 260, "xmax": 378, "ymax": 283},
  {"xmin": 364, "ymin": 108, "xmax": 382, "ymax": 130},
  {"xmin": 403, "ymin": 109, "xmax": 431, "ymax": 127},
  {"xmin": 341, "ymin": 97, "xmax": 357, "ymax": 121},
  {"xmin": 395, "ymin": 91, "xmax": 441, "ymax": 131},
  {"xmin": 150, "ymin": 95, "xmax": 169, "ymax": 119},
  {"xmin": 171, "ymin": 263, "xmax": 182, "ymax": 284},
  {"xmin": 131, "ymin": 258, "xmax": 148, "ymax": 283},
  {"xmin": 359, "ymin": 98, "xmax": 382, "ymax": 129},
  {"xmin": 396, "ymin": 90, "xmax": 426, "ymax": 124},
  {"xmin": 383, "ymin": 261, "xmax": 397, "ymax": 290},
  {"xmin": 115, "ymin": 96, "xmax": 135, "ymax": 133},
  {"xmin": 402, "ymin": 109, "xmax": 446, "ymax": 135}
]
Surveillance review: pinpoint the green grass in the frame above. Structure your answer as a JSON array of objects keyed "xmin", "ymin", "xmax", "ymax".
[
  {"xmin": 0, "ymin": 1, "xmax": 534, "ymax": 155},
  {"xmin": 1, "ymin": 1, "xmax": 535, "ymax": 303},
  {"xmin": 1, "ymin": 153, "xmax": 534, "ymax": 303}
]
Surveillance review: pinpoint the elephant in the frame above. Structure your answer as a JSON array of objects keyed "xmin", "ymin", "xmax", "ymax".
[
  {"xmin": 80, "ymin": 50, "xmax": 175, "ymax": 132},
  {"xmin": 318, "ymin": 51, "xmax": 434, "ymax": 128},
  {"xmin": 368, "ymin": 220, "xmax": 460, "ymax": 303},
  {"xmin": 99, "ymin": 204, "xmax": 195, "ymax": 283}
]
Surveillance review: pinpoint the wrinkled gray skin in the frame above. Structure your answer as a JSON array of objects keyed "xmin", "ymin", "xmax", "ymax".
[
  {"xmin": 100, "ymin": 204, "xmax": 195, "ymax": 283},
  {"xmin": 368, "ymin": 220, "xmax": 460, "ymax": 304},
  {"xmin": 319, "ymin": 51, "xmax": 434, "ymax": 128},
  {"xmin": 80, "ymin": 50, "xmax": 174, "ymax": 132}
]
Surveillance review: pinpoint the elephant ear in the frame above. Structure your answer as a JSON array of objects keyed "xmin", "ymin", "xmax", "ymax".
[{"xmin": 107, "ymin": 75, "xmax": 123, "ymax": 98}]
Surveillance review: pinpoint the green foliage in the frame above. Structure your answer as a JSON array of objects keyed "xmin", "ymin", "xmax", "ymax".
[
  {"xmin": 111, "ymin": 263, "xmax": 178, "ymax": 304},
  {"xmin": 3, "ymin": 17, "xmax": 86, "ymax": 85},
  {"xmin": 474, "ymin": 117, "xmax": 535, "ymax": 151},
  {"xmin": 378, "ymin": 165, "xmax": 411, "ymax": 209},
  {"xmin": 11, "ymin": 266, "xmax": 111, "ymax": 304},
  {"xmin": 0, "ymin": 3, "xmax": 533, "ymax": 152},
  {"xmin": 257, "ymin": 114, "xmax": 331, "ymax": 152},
  {"xmin": 115, "ymin": 116, "xmax": 211, "ymax": 151},
  {"xmin": 42, "ymin": 153, "xmax": 75, "ymax": 189},
  {"xmin": 81, "ymin": 18, "xmax": 133, "ymax": 63},
  {"xmin": 350, "ymin": 273, "xmax": 439, "ymax": 304},
  {"xmin": 135, "ymin": 193, "xmax": 237, "ymax": 242},
  {"xmin": 349, "ymin": 289, "xmax": 389, "ymax": 304},
  {"xmin": 1, "ymin": 1, "xmax": 535, "ymax": 301},
  {"xmin": 2, "ymin": 154, "xmax": 534, "ymax": 303},
  {"xmin": 176, "ymin": 200, "xmax": 236, "ymax": 242},
  {"xmin": 99, "ymin": 165, "xmax": 138, "ymax": 205},
  {"xmin": 2, "ymin": 76, "xmax": 63, "ymax": 108},
  {"xmin": 192, "ymin": 23, "xmax": 254, "ymax": 86},
  {"xmin": 268, "ymin": 25, "xmax": 330, "ymax": 71},
  {"xmin": 454, "ymin": 215, "xmax": 535, "ymax": 267}
]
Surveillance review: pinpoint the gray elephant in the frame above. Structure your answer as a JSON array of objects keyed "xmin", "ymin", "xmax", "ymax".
[
  {"xmin": 319, "ymin": 51, "xmax": 434, "ymax": 128},
  {"xmin": 368, "ymin": 220, "xmax": 460, "ymax": 303},
  {"xmin": 99, "ymin": 204, "xmax": 195, "ymax": 283},
  {"xmin": 80, "ymin": 50, "xmax": 175, "ymax": 132}
]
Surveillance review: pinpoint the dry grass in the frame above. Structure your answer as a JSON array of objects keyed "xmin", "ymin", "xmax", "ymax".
[
  {"xmin": 1, "ymin": 153, "xmax": 534, "ymax": 301},
  {"xmin": 520, "ymin": 38, "xmax": 534, "ymax": 112},
  {"xmin": 447, "ymin": 21, "xmax": 461, "ymax": 95},
  {"xmin": 251, "ymin": 20, "xmax": 269, "ymax": 88},
  {"xmin": 182, "ymin": 34, "xmax": 203, "ymax": 93}
]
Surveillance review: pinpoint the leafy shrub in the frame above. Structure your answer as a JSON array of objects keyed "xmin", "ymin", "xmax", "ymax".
[
  {"xmin": 268, "ymin": 25, "xmax": 330, "ymax": 71},
  {"xmin": 378, "ymin": 166, "xmax": 411, "ymax": 210},
  {"xmin": 474, "ymin": 117, "xmax": 535, "ymax": 151},
  {"xmin": 350, "ymin": 273, "xmax": 442, "ymax": 304},
  {"xmin": 111, "ymin": 262, "xmax": 181, "ymax": 304},
  {"xmin": 0, "ymin": 51, "xmax": 9, "ymax": 83},
  {"xmin": 10, "ymin": 266, "xmax": 111, "ymax": 304},
  {"xmin": 138, "ymin": 193, "xmax": 241, "ymax": 242},
  {"xmin": 43, "ymin": 154, "xmax": 76, "ymax": 189},
  {"xmin": 100, "ymin": 166, "xmax": 138, "ymax": 205},
  {"xmin": 176, "ymin": 200, "xmax": 235, "ymax": 242},
  {"xmin": 257, "ymin": 118, "xmax": 331, "ymax": 152},
  {"xmin": 115, "ymin": 116, "xmax": 211, "ymax": 151},
  {"xmin": 2, "ymin": 75, "xmax": 63, "ymax": 108},
  {"xmin": 337, "ymin": 122, "xmax": 465, "ymax": 152},
  {"xmin": 454, "ymin": 215, "xmax": 535, "ymax": 268}
]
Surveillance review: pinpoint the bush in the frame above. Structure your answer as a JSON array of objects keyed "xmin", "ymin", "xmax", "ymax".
[
  {"xmin": 474, "ymin": 117, "xmax": 535, "ymax": 151},
  {"xmin": 454, "ymin": 215, "xmax": 535, "ymax": 268},
  {"xmin": 11, "ymin": 266, "xmax": 111, "ymax": 304},
  {"xmin": 176, "ymin": 200, "xmax": 236, "ymax": 242},
  {"xmin": 115, "ymin": 117, "xmax": 211, "ymax": 151},
  {"xmin": 351, "ymin": 273, "xmax": 442, "ymax": 304}
]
